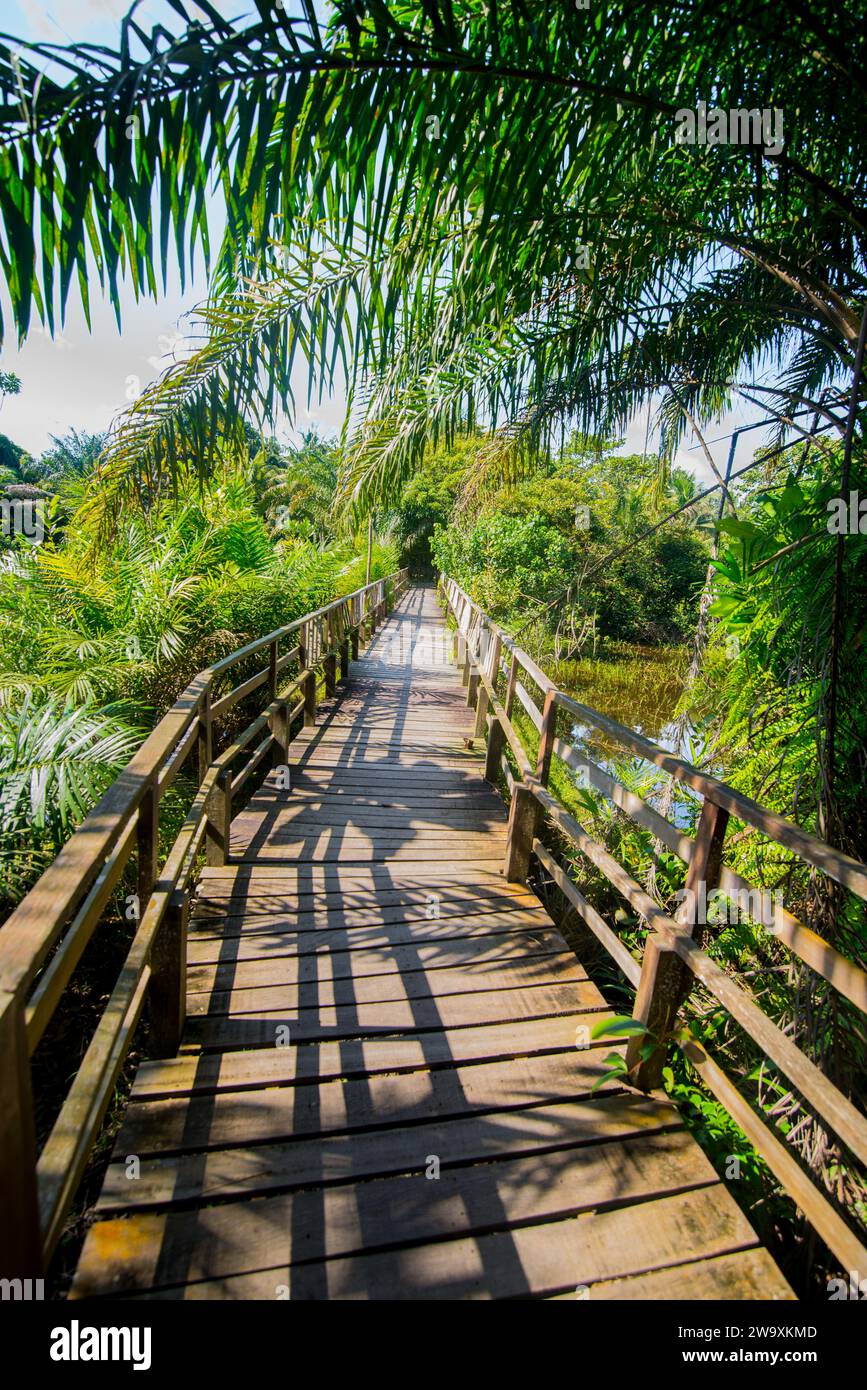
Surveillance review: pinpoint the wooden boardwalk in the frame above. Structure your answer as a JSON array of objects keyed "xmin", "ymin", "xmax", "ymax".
[{"xmin": 71, "ymin": 588, "xmax": 792, "ymax": 1300}]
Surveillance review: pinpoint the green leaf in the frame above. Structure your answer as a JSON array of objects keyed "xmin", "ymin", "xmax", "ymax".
[{"xmin": 591, "ymin": 1015, "xmax": 648, "ymax": 1040}]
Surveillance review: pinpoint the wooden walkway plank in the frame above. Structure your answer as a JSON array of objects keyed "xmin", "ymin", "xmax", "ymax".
[
  {"xmin": 70, "ymin": 585, "xmax": 793, "ymax": 1301},
  {"xmin": 72, "ymin": 1129, "xmax": 718, "ymax": 1297},
  {"xmin": 186, "ymin": 935, "xmax": 580, "ymax": 993},
  {"xmin": 183, "ymin": 979, "xmax": 611, "ymax": 1051},
  {"xmin": 128, "ymin": 1014, "xmax": 617, "ymax": 1101},
  {"xmin": 173, "ymin": 1187, "xmax": 785, "ymax": 1302},
  {"xmin": 112, "ymin": 1048, "xmax": 630, "ymax": 1158},
  {"xmin": 91, "ymin": 1092, "xmax": 686, "ymax": 1214},
  {"xmin": 186, "ymin": 915, "xmax": 562, "ymax": 962}
]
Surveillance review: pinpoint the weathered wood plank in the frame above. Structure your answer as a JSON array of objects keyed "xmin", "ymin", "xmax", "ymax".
[
  {"xmin": 93, "ymin": 1091, "xmax": 684, "ymax": 1214},
  {"xmin": 196, "ymin": 863, "xmax": 521, "ymax": 887},
  {"xmin": 186, "ymin": 931, "xmax": 574, "ymax": 992},
  {"xmin": 232, "ymin": 806, "xmax": 505, "ymax": 831},
  {"xmin": 186, "ymin": 979, "xmax": 609, "ymax": 1050},
  {"xmin": 72, "ymin": 1129, "xmax": 714, "ymax": 1297},
  {"xmin": 186, "ymin": 958, "xmax": 598, "ymax": 1021},
  {"xmin": 194, "ymin": 868, "xmax": 530, "ymax": 895},
  {"xmin": 130, "ymin": 1013, "xmax": 615, "ymax": 1101},
  {"xmin": 548, "ymin": 1249, "xmax": 795, "ymax": 1301},
  {"xmin": 115, "ymin": 1049, "xmax": 625, "ymax": 1157},
  {"xmin": 188, "ymin": 907, "xmax": 553, "ymax": 951},
  {"xmin": 107, "ymin": 1186, "xmax": 775, "ymax": 1300},
  {"xmin": 233, "ymin": 845, "xmax": 508, "ymax": 864}
]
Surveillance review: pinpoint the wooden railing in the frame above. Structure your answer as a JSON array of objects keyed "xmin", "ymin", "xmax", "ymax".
[
  {"xmin": 0, "ymin": 567, "xmax": 409, "ymax": 1277},
  {"xmin": 440, "ymin": 573, "xmax": 867, "ymax": 1277}
]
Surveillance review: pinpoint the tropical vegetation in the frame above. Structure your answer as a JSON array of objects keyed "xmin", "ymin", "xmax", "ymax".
[{"xmin": 0, "ymin": 0, "xmax": 864, "ymax": 1294}]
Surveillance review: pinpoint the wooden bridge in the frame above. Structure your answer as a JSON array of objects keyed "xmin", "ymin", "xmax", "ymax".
[{"xmin": 2, "ymin": 573, "xmax": 866, "ymax": 1299}]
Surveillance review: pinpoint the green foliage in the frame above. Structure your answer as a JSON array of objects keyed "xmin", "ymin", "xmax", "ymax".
[
  {"xmin": 0, "ymin": 0, "xmax": 863, "ymax": 1294},
  {"xmin": 0, "ymin": 695, "xmax": 143, "ymax": 909},
  {"xmin": 0, "ymin": 470, "xmax": 364, "ymax": 710},
  {"xmin": 426, "ymin": 438, "xmax": 710, "ymax": 646},
  {"xmin": 0, "ymin": 430, "xmax": 34, "ymax": 485},
  {"xmin": 257, "ymin": 428, "xmax": 341, "ymax": 546},
  {"xmin": 700, "ymin": 453, "xmax": 867, "ymax": 863},
  {"xmin": 388, "ymin": 436, "xmax": 476, "ymax": 576},
  {"xmin": 0, "ymin": 457, "xmax": 388, "ymax": 912},
  {"xmin": 589, "ymin": 1016, "xmax": 655, "ymax": 1093},
  {"xmin": 434, "ymin": 511, "xmax": 574, "ymax": 610},
  {"xmin": 30, "ymin": 429, "xmax": 106, "ymax": 489},
  {"xmin": 0, "ymin": 6, "xmax": 861, "ymax": 512}
]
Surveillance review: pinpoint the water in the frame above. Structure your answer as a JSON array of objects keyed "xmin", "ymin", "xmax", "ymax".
[
  {"xmin": 549, "ymin": 643, "xmax": 702, "ymax": 827},
  {"xmin": 550, "ymin": 643, "xmax": 690, "ymax": 756}
]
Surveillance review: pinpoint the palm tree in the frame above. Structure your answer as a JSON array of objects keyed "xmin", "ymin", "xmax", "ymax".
[
  {"xmin": 0, "ymin": 465, "xmax": 345, "ymax": 709},
  {"xmin": 259, "ymin": 429, "xmax": 340, "ymax": 546},
  {"xmin": 0, "ymin": 2, "xmax": 861, "ymax": 519},
  {"xmin": 33, "ymin": 429, "xmax": 106, "ymax": 487},
  {"xmin": 0, "ymin": 1, "xmax": 863, "ymax": 860},
  {"xmin": 0, "ymin": 694, "xmax": 143, "ymax": 911}
]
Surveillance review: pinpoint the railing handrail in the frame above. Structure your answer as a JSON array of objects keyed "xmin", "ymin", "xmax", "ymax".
[
  {"xmin": 442, "ymin": 574, "xmax": 867, "ymax": 909},
  {"xmin": 439, "ymin": 571, "xmax": 867, "ymax": 1278},
  {"xmin": 0, "ymin": 565, "xmax": 408, "ymax": 1276}
]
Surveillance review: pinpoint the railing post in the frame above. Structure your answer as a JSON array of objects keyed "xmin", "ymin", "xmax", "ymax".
[
  {"xmin": 466, "ymin": 652, "xmax": 480, "ymax": 709},
  {"xmin": 628, "ymin": 796, "xmax": 730, "ymax": 1089},
  {"xmin": 503, "ymin": 688, "xmax": 556, "ymax": 881},
  {"xmin": 0, "ymin": 988, "xmax": 41, "ymax": 1277},
  {"xmin": 625, "ymin": 934, "xmax": 682, "ymax": 1090},
  {"xmin": 149, "ymin": 888, "xmax": 188, "ymax": 1059},
  {"xmin": 504, "ymin": 652, "xmax": 518, "ymax": 717},
  {"xmin": 461, "ymin": 611, "xmax": 480, "ymax": 692},
  {"xmin": 197, "ymin": 690, "xmax": 212, "ymax": 784},
  {"xmin": 474, "ymin": 633, "xmax": 500, "ymax": 739},
  {"xmin": 205, "ymin": 767, "xmax": 232, "ymax": 866},
  {"xmin": 304, "ymin": 665, "xmax": 317, "ymax": 723},
  {"xmin": 339, "ymin": 603, "xmax": 350, "ymax": 678},
  {"xmin": 680, "ymin": 798, "xmax": 731, "ymax": 934},
  {"xmin": 350, "ymin": 597, "xmax": 360, "ymax": 660},
  {"xmin": 484, "ymin": 717, "xmax": 505, "ymax": 783},
  {"xmin": 299, "ymin": 623, "xmax": 316, "ymax": 725},
  {"xmin": 137, "ymin": 780, "xmax": 159, "ymax": 909},
  {"xmin": 198, "ymin": 690, "xmax": 223, "ymax": 865},
  {"xmin": 535, "ymin": 688, "xmax": 557, "ymax": 785},
  {"xmin": 269, "ymin": 699, "xmax": 289, "ymax": 766},
  {"xmin": 450, "ymin": 590, "xmax": 465, "ymax": 667},
  {"xmin": 268, "ymin": 638, "xmax": 278, "ymax": 702},
  {"xmin": 461, "ymin": 615, "xmax": 472, "ymax": 686},
  {"xmin": 503, "ymin": 783, "xmax": 538, "ymax": 883},
  {"xmin": 324, "ymin": 612, "xmax": 337, "ymax": 697}
]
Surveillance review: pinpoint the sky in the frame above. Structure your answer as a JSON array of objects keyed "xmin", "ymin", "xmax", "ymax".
[
  {"xmin": 0, "ymin": 0, "xmax": 346, "ymax": 456},
  {"xmin": 0, "ymin": 0, "xmax": 767, "ymax": 482}
]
